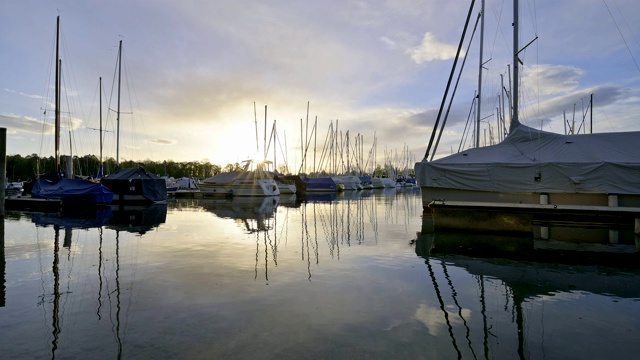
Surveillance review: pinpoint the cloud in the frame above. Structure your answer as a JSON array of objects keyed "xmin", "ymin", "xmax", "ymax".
[
  {"xmin": 0, "ymin": 114, "xmax": 52, "ymax": 135},
  {"xmin": 522, "ymin": 64, "xmax": 586, "ymax": 96},
  {"xmin": 149, "ymin": 139, "xmax": 176, "ymax": 145},
  {"xmin": 4, "ymin": 88, "xmax": 44, "ymax": 100},
  {"xmin": 407, "ymin": 32, "xmax": 462, "ymax": 64}
]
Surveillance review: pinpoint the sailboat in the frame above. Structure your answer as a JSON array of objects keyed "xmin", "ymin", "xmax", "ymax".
[
  {"xmin": 30, "ymin": 16, "xmax": 114, "ymax": 206},
  {"xmin": 414, "ymin": 0, "xmax": 640, "ymax": 214},
  {"xmin": 199, "ymin": 160, "xmax": 280, "ymax": 197},
  {"xmin": 100, "ymin": 40, "xmax": 167, "ymax": 204}
]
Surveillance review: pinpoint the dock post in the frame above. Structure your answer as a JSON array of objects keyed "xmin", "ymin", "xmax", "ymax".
[
  {"xmin": 1, "ymin": 127, "xmax": 6, "ymax": 216},
  {"xmin": 539, "ymin": 193, "xmax": 549, "ymax": 205},
  {"xmin": 635, "ymin": 219, "xmax": 640, "ymax": 252},
  {"xmin": 539, "ymin": 193, "xmax": 549, "ymax": 239}
]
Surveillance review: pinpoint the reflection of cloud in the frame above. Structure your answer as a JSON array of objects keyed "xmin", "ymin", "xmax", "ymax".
[
  {"xmin": 407, "ymin": 32, "xmax": 462, "ymax": 64},
  {"xmin": 414, "ymin": 302, "xmax": 471, "ymax": 336}
]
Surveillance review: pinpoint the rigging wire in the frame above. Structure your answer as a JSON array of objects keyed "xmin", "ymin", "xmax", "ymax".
[{"xmin": 603, "ymin": 0, "xmax": 640, "ymax": 72}]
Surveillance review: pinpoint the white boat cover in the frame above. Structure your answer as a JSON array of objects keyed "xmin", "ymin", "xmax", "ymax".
[{"xmin": 415, "ymin": 124, "xmax": 640, "ymax": 194}]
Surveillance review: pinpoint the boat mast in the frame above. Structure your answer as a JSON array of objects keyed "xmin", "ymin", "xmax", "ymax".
[
  {"xmin": 475, "ymin": 0, "xmax": 485, "ymax": 148},
  {"xmin": 99, "ymin": 77, "xmax": 103, "ymax": 178},
  {"xmin": 511, "ymin": 0, "xmax": 520, "ymax": 131},
  {"xmin": 55, "ymin": 16, "xmax": 61, "ymax": 175},
  {"xmin": 116, "ymin": 40, "xmax": 122, "ymax": 168}
]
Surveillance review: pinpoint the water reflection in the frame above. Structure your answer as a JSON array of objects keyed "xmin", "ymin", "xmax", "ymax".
[
  {"xmin": 1, "ymin": 217, "xmax": 5, "ymax": 308},
  {"xmin": 32, "ymin": 208, "xmax": 113, "ymax": 230},
  {"xmin": 196, "ymin": 196, "xmax": 279, "ymax": 233},
  {"xmin": 415, "ymin": 214, "xmax": 640, "ymax": 359},
  {"xmin": 166, "ymin": 189, "xmax": 421, "ymax": 283},
  {"xmin": 7, "ymin": 205, "xmax": 166, "ymax": 359},
  {"xmin": 108, "ymin": 203, "xmax": 167, "ymax": 235},
  {"xmin": 6, "ymin": 190, "xmax": 638, "ymax": 359}
]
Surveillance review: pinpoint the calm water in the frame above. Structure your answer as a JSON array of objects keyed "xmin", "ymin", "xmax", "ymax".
[{"xmin": 1, "ymin": 189, "xmax": 639, "ymax": 359}]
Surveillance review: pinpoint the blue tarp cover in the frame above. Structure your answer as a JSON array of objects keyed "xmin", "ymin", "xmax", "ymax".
[{"xmin": 31, "ymin": 177, "xmax": 114, "ymax": 204}]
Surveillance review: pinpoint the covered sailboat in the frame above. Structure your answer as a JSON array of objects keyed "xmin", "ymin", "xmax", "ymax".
[
  {"xmin": 415, "ymin": 0, "xmax": 640, "ymax": 211},
  {"xmin": 101, "ymin": 166, "xmax": 167, "ymax": 204},
  {"xmin": 415, "ymin": 124, "xmax": 640, "ymax": 207},
  {"xmin": 30, "ymin": 16, "xmax": 113, "ymax": 205},
  {"xmin": 98, "ymin": 40, "xmax": 166, "ymax": 204},
  {"xmin": 32, "ymin": 175, "xmax": 114, "ymax": 204}
]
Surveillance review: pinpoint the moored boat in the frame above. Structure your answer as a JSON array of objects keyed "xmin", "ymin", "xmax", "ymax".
[
  {"xmin": 101, "ymin": 166, "xmax": 167, "ymax": 204},
  {"xmin": 199, "ymin": 160, "xmax": 279, "ymax": 197},
  {"xmin": 28, "ymin": 16, "xmax": 113, "ymax": 206},
  {"xmin": 414, "ymin": 0, "xmax": 640, "ymax": 228}
]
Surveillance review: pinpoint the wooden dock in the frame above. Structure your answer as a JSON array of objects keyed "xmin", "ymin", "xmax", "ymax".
[{"xmin": 5, "ymin": 196, "xmax": 62, "ymax": 212}]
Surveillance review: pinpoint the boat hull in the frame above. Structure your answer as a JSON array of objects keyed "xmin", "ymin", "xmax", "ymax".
[{"xmin": 200, "ymin": 179, "xmax": 280, "ymax": 197}]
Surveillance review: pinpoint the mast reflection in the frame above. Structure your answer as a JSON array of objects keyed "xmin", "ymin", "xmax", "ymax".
[
  {"xmin": 180, "ymin": 190, "xmax": 420, "ymax": 282},
  {"xmin": 31, "ymin": 207, "xmax": 140, "ymax": 359},
  {"xmin": 415, "ymin": 214, "xmax": 640, "ymax": 359},
  {"xmin": 1, "ymin": 218, "xmax": 5, "ymax": 308}
]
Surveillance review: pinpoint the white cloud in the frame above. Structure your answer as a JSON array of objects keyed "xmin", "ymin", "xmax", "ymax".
[
  {"xmin": 522, "ymin": 64, "xmax": 586, "ymax": 96},
  {"xmin": 407, "ymin": 32, "xmax": 462, "ymax": 64}
]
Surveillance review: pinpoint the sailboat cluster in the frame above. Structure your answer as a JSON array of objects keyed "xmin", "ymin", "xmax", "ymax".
[
  {"xmin": 5, "ymin": 16, "xmax": 420, "ymax": 206},
  {"xmin": 10, "ymin": 16, "xmax": 169, "ymax": 208}
]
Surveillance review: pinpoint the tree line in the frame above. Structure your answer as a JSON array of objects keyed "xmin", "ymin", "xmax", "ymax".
[
  {"xmin": 3, "ymin": 153, "xmax": 256, "ymax": 182},
  {"xmin": 5, "ymin": 153, "xmax": 415, "ymax": 183}
]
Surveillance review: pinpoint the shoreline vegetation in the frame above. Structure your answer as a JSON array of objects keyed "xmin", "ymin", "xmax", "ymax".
[{"xmin": 4, "ymin": 153, "xmax": 413, "ymax": 182}]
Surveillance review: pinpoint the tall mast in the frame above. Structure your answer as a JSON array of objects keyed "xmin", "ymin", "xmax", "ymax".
[
  {"xmin": 313, "ymin": 116, "xmax": 317, "ymax": 174},
  {"xmin": 116, "ymin": 40, "xmax": 122, "ymax": 168},
  {"xmin": 254, "ymin": 102, "xmax": 259, "ymax": 154},
  {"xmin": 475, "ymin": 0, "xmax": 485, "ymax": 148},
  {"xmin": 99, "ymin": 77, "xmax": 103, "ymax": 178},
  {"xmin": 55, "ymin": 16, "xmax": 61, "ymax": 175},
  {"xmin": 511, "ymin": 0, "xmax": 520, "ymax": 131}
]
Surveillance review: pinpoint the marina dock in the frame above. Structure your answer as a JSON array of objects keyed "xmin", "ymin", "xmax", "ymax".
[{"xmin": 427, "ymin": 200, "xmax": 640, "ymax": 236}]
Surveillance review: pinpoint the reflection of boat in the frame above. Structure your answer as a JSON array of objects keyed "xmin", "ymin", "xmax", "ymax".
[
  {"xmin": 197, "ymin": 196, "xmax": 279, "ymax": 232},
  {"xmin": 417, "ymin": 214, "xmax": 639, "ymax": 272},
  {"xmin": 31, "ymin": 208, "xmax": 113, "ymax": 229},
  {"xmin": 278, "ymin": 194, "xmax": 301, "ymax": 208},
  {"xmin": 377, "ymin": 187, "xmax": 397, "ymax": 197},
  {"xmin": 107, "ymin": 204, "xmax": 167, "ymax": 235},
  {"xmin": 300, "ymin": 192, "xmax": 337, "ymax": 203},
  {"xmin": 414, "ymin": 213, "xmax": 640, "ymax": 359}
]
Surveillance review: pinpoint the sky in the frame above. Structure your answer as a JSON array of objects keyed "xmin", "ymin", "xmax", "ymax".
[{"xmin": 2, "ymin": 0, "xmax": 639, "ymax": 174}]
